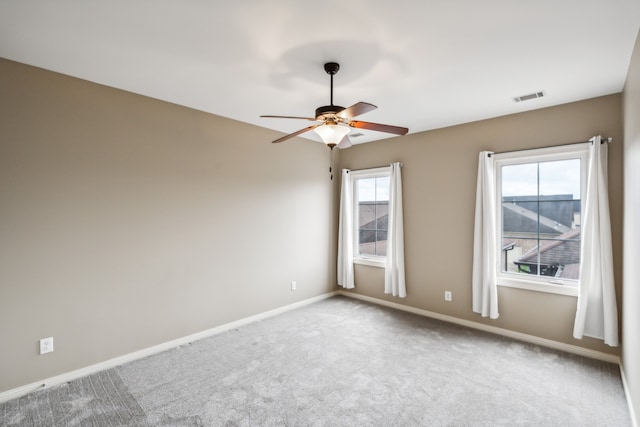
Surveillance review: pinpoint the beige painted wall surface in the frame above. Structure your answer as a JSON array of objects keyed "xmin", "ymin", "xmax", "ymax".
[
  {"xmin": 622, "ymin": 29, "xmax": 640, "ymax": 426},
  {"xmin": 339, "ymin": 94, "xmax": 624, "ymax": 356},
  {"xmin": 0, "ymin": 59, "xmax": 336, "ymax": 393}
]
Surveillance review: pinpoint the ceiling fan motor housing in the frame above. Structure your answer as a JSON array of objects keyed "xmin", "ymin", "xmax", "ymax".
[
  {"xmin": 315, "ymin": 105, "xmax": 345, "ymax": 120},
  {"xmin": 324, "ymin": 62, "xmax": 340, "ymax": 75}
]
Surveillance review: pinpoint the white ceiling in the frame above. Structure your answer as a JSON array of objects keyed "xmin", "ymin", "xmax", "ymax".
[{"xmin": 1, "ymin": 1, "xmax": 639, "ymax": 145}]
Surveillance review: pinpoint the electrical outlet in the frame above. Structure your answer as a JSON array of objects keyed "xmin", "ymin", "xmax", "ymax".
[
  {"xmin": 291, "ymin": 281, "xmax": 297, "ymax": 291},
  {"xmin": 40, "ymin": 337, "xmax": 54, "ymax": 355},
  {"xmin": 444, "ymin": 291, "xmax": 452, "ymax": 302}
]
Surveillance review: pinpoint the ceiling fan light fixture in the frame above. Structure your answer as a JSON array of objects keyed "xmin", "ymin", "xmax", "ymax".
[
  {"xmin": 313, "ymin": 122, "xmax": 351, "ymax": 148},
  {"xmin": 261, "ymin": 61, "xmax": 408, "ymax": 148}
]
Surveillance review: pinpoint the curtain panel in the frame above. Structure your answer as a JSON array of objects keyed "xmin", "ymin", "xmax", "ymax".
[
  {"xmin": 472, "ymin": 152, "xmax": 499, "ymax": 319},
  {"xmin": 573, "ymin": 136, "xmax": 618, "ymax": 346},
  {"xmin": 337, "ymin": 169, "xmax": 355, "ymax": 289},
  {"xmin": 384, "ymin": 162, "xmax": 407, "ymax": 298}
]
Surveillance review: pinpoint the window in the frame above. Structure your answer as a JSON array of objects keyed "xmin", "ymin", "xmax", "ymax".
[
  {"xmin": 351, "ymin": 167, "xmax": 390, "ymax": 267},
  {"xmin": 494, "ymin": 145, "xmax": 588, "ymax": 295}
]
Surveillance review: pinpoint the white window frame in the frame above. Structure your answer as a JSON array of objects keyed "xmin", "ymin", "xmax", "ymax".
[
  {"xmin": 494, "ymin": 144, "xmax": 589, "ymax": 297},
  {"xmin": 351, "ymin": 167, "xmax": 390, "ymax": 268}
]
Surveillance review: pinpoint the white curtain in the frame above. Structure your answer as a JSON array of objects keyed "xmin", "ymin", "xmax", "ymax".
[
  {"xmin": 337, "ymin": 169, "xmax": 355, "ymax": 289},
  {"xmin": 472, "ymin": 152, "xmax": 499, "ymax": 319},
  {"xmin": 573, "ymin": 136, "xmax": 618, "ymax": 346},
  {"xmin": 384, "ymin": 162, "xmax": 407, "ymax": 297}
]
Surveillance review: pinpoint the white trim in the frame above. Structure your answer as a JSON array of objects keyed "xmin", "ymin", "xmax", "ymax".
[
  {"xmin": 498, "ymin": 278, "xmax": 579, "ymax": 297},
  {"xmin": 620, "ymin": 363, "xmax": 638, "ymax": 427},
  {"xmin": 349, "ymin": 166, "xmax": 390, "ymax": 179},
  {"xmin": 353, "ymin": 256, "xmax": 385, "ymax": 268},
  {"xmin": 492, "ymin": 141, "xmax": 590, "ymax": 161},
  {"xmin": 338, "ymin": 290, "xmax": 620, "ymax": 364},
  {"xmin": 0, "ymin": 291, "xmax": 339, "ymax": 404}
]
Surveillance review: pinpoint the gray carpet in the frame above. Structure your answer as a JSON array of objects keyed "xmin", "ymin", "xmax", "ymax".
[{"xmin": 1, "ymin": 296, "xmax": 631, "ymax": 426}]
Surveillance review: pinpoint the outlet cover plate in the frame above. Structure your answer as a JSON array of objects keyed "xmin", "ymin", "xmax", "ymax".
[{"xmin": 40, "ymin": 337, "xmax": 54, "ymax": 354}]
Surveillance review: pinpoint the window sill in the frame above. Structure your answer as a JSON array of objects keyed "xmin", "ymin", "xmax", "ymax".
[
  {"xmin": 353, "ymin": 257, "xmax": 386, "ymax": 268},
  {"xmin": 497, "ymin": 277, "xmax": 578, "ymax": 297}
]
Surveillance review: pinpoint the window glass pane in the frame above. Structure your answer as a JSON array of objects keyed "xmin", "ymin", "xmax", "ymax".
[
  {"xmin": 375, "ymin": 203, "xmax": 389, "ymax": 231},
  {"xmin": 359, "ymin": 230, "xmax": 377, "ymax": 255},
  {"xmin": 501, "ymin": 163, "xmax": 537, "ymax": 197},
  {"xmin": 539, "ymin": 159, "xmax": 581, "ymax": 199},
  {"xmin": 376, "ymin": 231, "xmax": 388, "ymax": 256},
  {"xmin": 500, "ymin": 158, "xmax": 581, "ymax": 281},
  {"xmin": 356, "ymin": 175, "xmax": 389, "ymax": 257},
  {"xmin": 357, "ymin": 178, "xmax": 377, "ymax": 202},
  {"xmin": 375, "ymin": 176, "xmax": 390, "ymax": 201}
]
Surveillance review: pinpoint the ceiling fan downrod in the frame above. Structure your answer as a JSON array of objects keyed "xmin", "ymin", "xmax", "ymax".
[
  {"xmin": 316, "ymin": 62, "xmax": 343, "ymax": 118},
  {"xmin": 324, "ymin": 62, "xmax": 339, "ymax": 106}
]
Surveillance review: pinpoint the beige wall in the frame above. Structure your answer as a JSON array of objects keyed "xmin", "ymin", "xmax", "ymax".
[
  {"xmin": 0, "ymin": 59, "xmax": 337, "ymax": 393},
  {"xmin": 622, "ymin": 29, "xmax": 640, "ymax": 425},
  {"xmin": 339, "ymin": 94, "xmax": 624, "ymax": 356}
]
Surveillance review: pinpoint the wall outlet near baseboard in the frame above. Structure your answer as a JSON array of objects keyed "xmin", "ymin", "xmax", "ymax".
[
  {"xmin": 291, "ymin": 281, "xmax": 297, "ymax": 291},
  {"xmin": 444, "ymin": 291, "xmax": 452, "ymax": 302},
  {"xmin": 40, "ymin": 337, "xmax": 54, "ymax": 355}
]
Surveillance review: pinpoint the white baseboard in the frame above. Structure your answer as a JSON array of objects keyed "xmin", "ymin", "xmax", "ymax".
[
  {"xmin": 338, "ymin": 291, "xmax": 621, "ymax": 365},
  {"xmin": 0, "ymin": 291, "xmax": 339, "ymax": 404},
  {"xmin": 620, "ymin": 364, "xmax": 638, "ymax": 427}
]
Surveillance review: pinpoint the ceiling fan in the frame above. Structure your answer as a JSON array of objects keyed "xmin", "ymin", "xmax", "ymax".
[{"xmin": 261, "ymin": 62, "xmax": 409, "ymax": 149}]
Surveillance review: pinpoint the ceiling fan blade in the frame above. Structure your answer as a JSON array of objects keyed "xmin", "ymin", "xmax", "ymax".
[
  {"xmin": 337, "ymin": 136, "xmax": 352, "ymax": 149},
  {"xmin": 272, "ymin": 124, "xmax": 320, "ymax": 144},
  {"xmin": 349, "ymin": 120, "xmax": 408, "ymax": 135},
  {"xmin": 337, "ymin": 102, "xmax": 377, "ymax": 119},
  {"xmin": 261, "ymin": 115, "xmax": 317, "ymax": 121}
]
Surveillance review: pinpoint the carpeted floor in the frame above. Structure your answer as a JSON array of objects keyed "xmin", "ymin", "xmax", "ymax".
[{"xmin": 0, "ymin": 296, "xmax": 631, "ymax": 426}]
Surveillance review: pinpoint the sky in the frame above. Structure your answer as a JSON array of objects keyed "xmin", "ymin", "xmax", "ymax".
[
  {"xmin": 501, "ymin": 159, "xmax": 581, "ymax": 199},
  {"xmin": 357, "ymin": 176, "xmax": 390, "ymax": 202}
]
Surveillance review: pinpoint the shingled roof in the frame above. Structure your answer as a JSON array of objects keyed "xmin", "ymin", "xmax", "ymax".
[
  {"xmin": 502, "ymin": 194, "xmax": 578, "ymax": 234},
  {"xmin": 515, "ymin": 227, "xmax": 581, "ymax": 279},
  {"xmin": 503, "ymin": 202, "xmax": 571, "ymax": 235}
]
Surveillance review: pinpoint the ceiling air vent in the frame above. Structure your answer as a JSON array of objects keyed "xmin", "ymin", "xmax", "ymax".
[
  {"xmin": 513, "ymin": 91, "xmax": 545, "ymax": 103},
  {"xmin": 350, "ymin": 132, "xmax": 365, "ymax": 138}
]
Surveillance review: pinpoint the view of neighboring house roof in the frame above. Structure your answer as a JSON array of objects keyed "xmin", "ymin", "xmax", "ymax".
[
  {"xmin": 516, "ymin": 227, "xmax": 581, "ymax": 279},
  {"xmin": 358, "ymin": 202, "xmax": 388, "ymax": 236},
  {"xmin": 503, "ymin": 203, "xmax": 571, "ymax": 234},
  {"xmin": 560, "ymin": 263, "xmax": 580, "ymax": 280},
  {"xmin": 359, "ymin": 240, "xmax": 388, "ymax": 257},
  {"xmin": 502, "ymin": 195, "xmax": 582, "ymax": 280},
  {"xmin": 358, "ymin": 201, "xmax": 388, "ymax": 256},
  {"xmin": 359, "ymin": 214, "xmax": 388, "ymax": 245}
]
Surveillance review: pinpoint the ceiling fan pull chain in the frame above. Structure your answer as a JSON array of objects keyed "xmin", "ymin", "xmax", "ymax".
[{"xmin": 329, "ymin": 148, "xmax": 334, "ymax": 180}]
